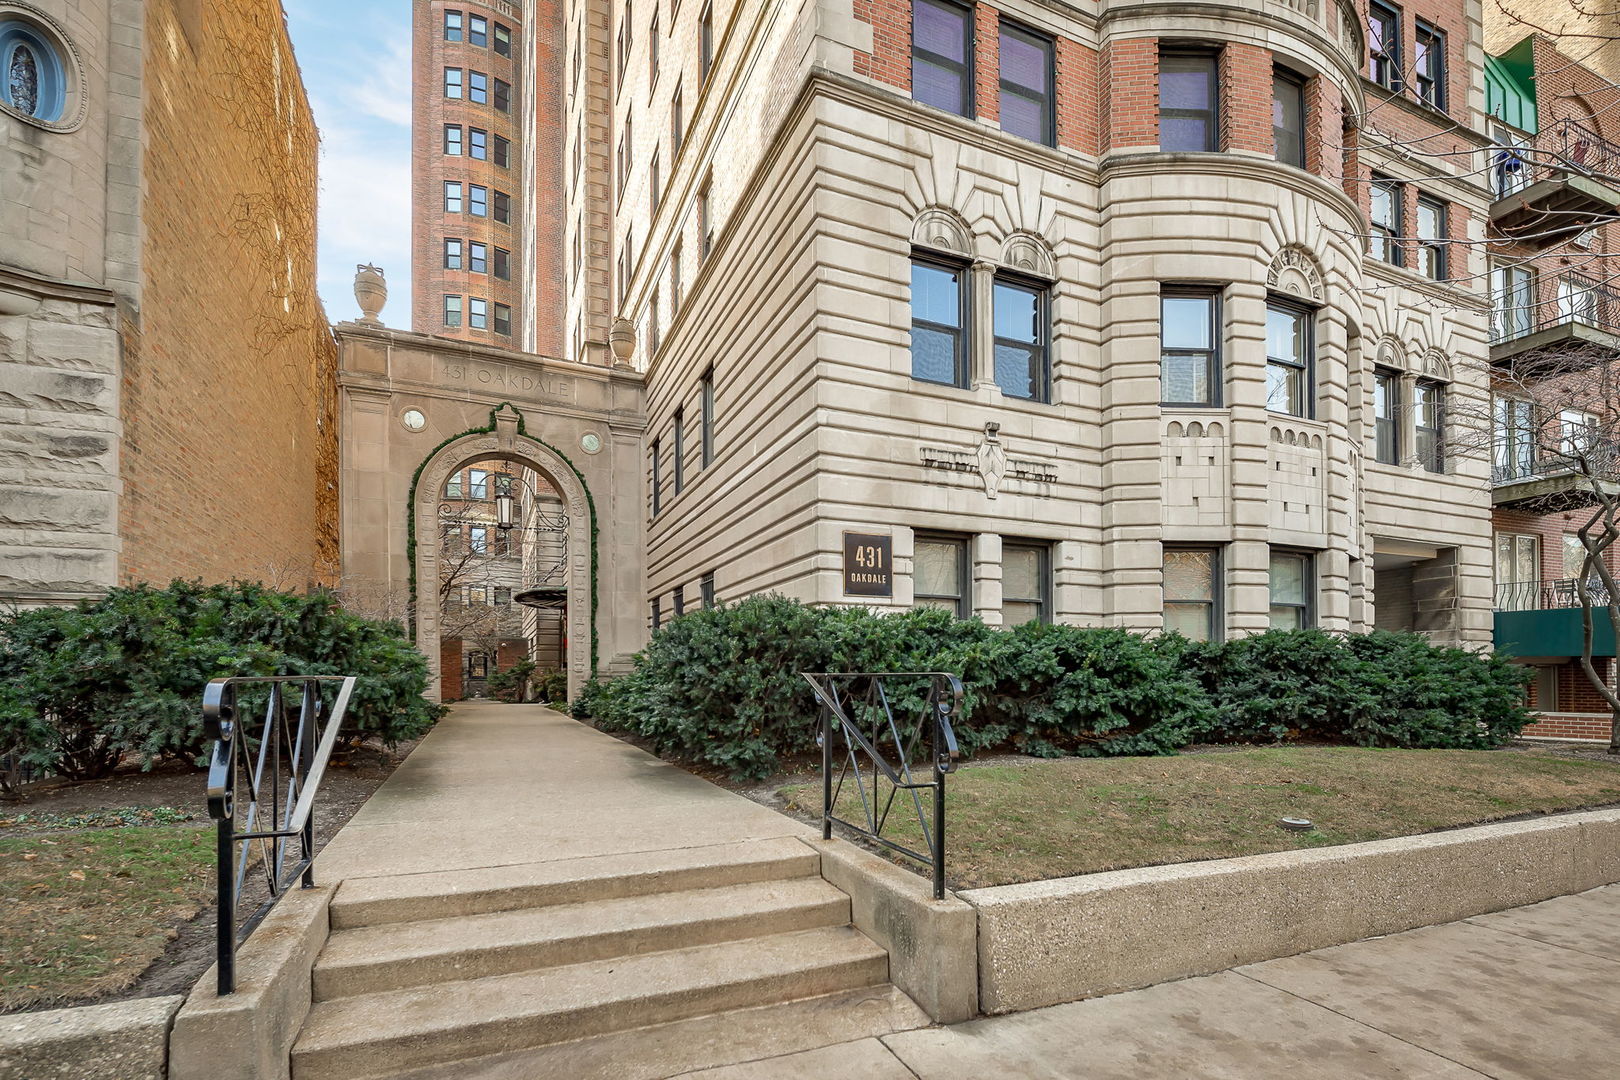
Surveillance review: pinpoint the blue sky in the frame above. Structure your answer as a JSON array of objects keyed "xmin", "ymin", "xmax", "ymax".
[{"xmin": 284, "ymin": 0, "xmax": 414, "ymax": 327}]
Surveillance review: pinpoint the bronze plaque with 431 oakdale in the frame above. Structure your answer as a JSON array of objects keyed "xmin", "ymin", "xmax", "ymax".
[{"xmin": 842, "ymin": 532, "xmax": 893, "ymax": 597}]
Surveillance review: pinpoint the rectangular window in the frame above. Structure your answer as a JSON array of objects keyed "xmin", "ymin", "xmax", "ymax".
[
  {"xmin": 1374, "ymin": 368, "xmax": 1400, "ymax": 465},
  {"xmin": 468, "ymin": 469, "xmax": 489, "ymax": 499},
  {"xmin": 1266, "ymin": 300, "xmax": 1312, "ymax": 418},
  {"xmin": 1160, "ymin": 51, "xmax": 1218, "ymax": 152},
  {"xmin": 1560, "ymin": 407, "xmax": 1598, "ymax": 456},
  {"xmin": 1415, "ymin": 379, "xmax": 1444, "ymax": 472},
  {"xmin": 493, "ymin": 191, "xmax": 511, "ymax": 223},
  {"xmin": 469, "ymin": 525, "xmax": 488, "ymax": 553},
  {"xmin": 446, "ymin": 472, "xmax": 464, "ymax": 498},
  {"xmin": 701, "ymin": 572, "xmax": 716, "ymax": 609},
  {"xmin": 1565, "ymin": 533, "xmax": 1589, "ymax": 581},
  {"xmin": 469, "ymin": 128, "xmax": 488, "ymax": 160},
  {"xmin": 1414, "ymin": 22, "xmax": 1445, "ymax": 109},
  {"xmin": 1269, "ymin": 550, "xmax": 1313, "ymax": 629},
  {"xmin": 911, "ymin": 257, "xmax": 968, "ymax": 387},
  {"xmin": 444, "ymin": 10, "xmax": 463, "ymax": 41},
  {"xmin": 494, "ymin": 247, "xmax": 510, "ymax": 280},
  {"xmin": 1160, "ymin": 289, "xmax": 1219, "ymax": 406},
  {"xmin": 1272, "ymin": 67, "xmax": 1306, "ymax": 168},
  {"xmin": 914, "ymin": 534, "xmax": 968, "ymax": 617},
  {"xmin": 650, "ymin": 596, "xmax": 660, "ymax": 629},
  {"xmin": 444, "ymin": 294, "xmax": 462, "ymax": 327},
  {"xmin": 444, "ymin": 237, "xmax": 463, "ymax": 269},
  {"xmin": 1495, "ymin": 533, "xmax": 1539, "ymax": 610},
  {"xmin": 444, "ymin": 181, "xmax": 463, "ymax": 213},
  {"xmin": 444, "ymin": 67, "xmax": 463, "ymax": 98},
  {"xmin": 998, "ymin": 23, "xmax": 1054, "ymax": 145},
  {"xmin": 993, "ymin": 276, "xmax": 1049, "ymax": 402},
  {"xmin": 672, "ymin": 241, "xmax": 684, "ymax": 309},
  {"xmin": 673, "ymin": 407, "xmax": 685, "ymax": 493},
  {"xmin": 699, "ymin": 1, "xmax": 714, "ymax": 84},
  {"xmin": 616, "ymin": 121, "xmax": 631, "ymax": 197},
  {"xmin": 700, "ymin": 367, "xmax": 715, "ymax": 466},
  {"xmin": 1494, "ymin": 397, "xmax": 1536, "ymax": 483},
  {"xmin": 1003, "ymin": 542, "xmax": 1050, "ymax": 626},
  {"xmin": 469, "ymin": 241, "xmax": 488, "ymax": 273},
  {"xmin": 444, "ymin": 124, "xmax": 463, "ymax": 155},
  {"xmin": 1491, "ymin": 262, "xmax": 1533, "ymax": 341},
  {"xmin": 1367, "ymin": 1, "xmax": 1400, "ymax": 89},
  {"xmin": 469, "ymin": 70, "xmax": 488, "ymax": 104},
  {"xmin": 494, "ymin": 586, "xmax": 511, "ymax": 606},
  {"xmin": 1369, "ymin": 175, "xmax": 1403, "ymax": 265},
  {"xmin": 469, "ymin": 297, "xmax": 489, "ymax": 330},
  {"xmin": 494, "ymin": 302, "xmax": 512, "ymax": 336},
  {"xmin": 469, "ymin": 185, "xmax": 488, "ymax": 217},
  {"xmin": 651, "ymin": 150, "xmax": 661, "ymax": 210},
  {"xmin": 468, "ymin": 14, "xmax": 488, "ymax": 47},
  {"xmin": 494, "ymin": 22, "xmax": 512, "ymax": 56},
  {"xmin": 1416, "ymin": 196, "xmax": 1447, "ymax": 279},
  {"xmin": 672, "ymin": 86, "xmax": 685, "ymax": 150},
  {"xmin": 1559, "ymin": 275, "xmax": 1600, "ymax": 325},
  {"xmin": 698, "ymin": 179, "xmax": 714, "ymax": 260},
  {"xmin": 912, "ymin": 0, "xmax": 973, "ymax": 118},
  {"xmin": 617, "ymin": 1, "xmax": 632, "ymax": 87},
  {"xmin": 651, "ymin": 437, "xmax": 662, "ymax": 515},
  {"xmin": 650, "ymin": 14, "xmax": 659, "ymax": 83},
  {"xmin": 1536, "ymin": 665, "xmax": 1559, "ymax": 709},
  {"xmin": 1164, "ymin": 547, "xmax": 1220, "ymax": 641},
  {"xmin": 494, "ymin": 78, "xmax": 510, "ymax": 112},
  {"xmin": 648, "ymin": 288, "xmax": 661, "ymax": 355},
  {"xmin": 673, "ymin": 585, "xmax": 685, "ymax": 616},
  {"xmin": 494, "ymin": 134, "xmax": 510, "ymax": 168}
]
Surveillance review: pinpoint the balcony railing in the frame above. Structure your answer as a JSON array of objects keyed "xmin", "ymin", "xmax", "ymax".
[
  {"xmin": 1495, "ymin": 120, "xmax": 1620, "ymax": 194},
  {"xmin": 1495, "ymin": 578, "xmax": 1613, "ymax": 612},
  {"xmin": 1490, "ymin": 282, "xmax": 1620, "ymax": 346}
]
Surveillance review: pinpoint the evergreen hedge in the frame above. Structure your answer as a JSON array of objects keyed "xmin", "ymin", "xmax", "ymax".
[
  {"xmin": 584, "ymin": 594, "xmax": 1532, "ymax": 779},
  {"xmin": 0, "ymin": 581, "xmax": 442, "ymax": 789}
]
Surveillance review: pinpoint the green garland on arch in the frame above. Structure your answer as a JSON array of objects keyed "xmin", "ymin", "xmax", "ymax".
[{"xmin": 404, "ymin": 402, "xmax": 601, "ymax": 677}]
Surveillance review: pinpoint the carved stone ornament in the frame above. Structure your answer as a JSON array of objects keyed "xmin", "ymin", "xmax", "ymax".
[
  {"xmin": 1266, "ymin": 245, "xmax": 1326, "ymax": 304},
  {"xmin": 911, "ymin": 207, "xmax": 972, "ymax": 258},
  {"xmin": 977, "ymin": 423, "xmax": 1007, "ymax": 499},
  {"xmin": 1000, "ymin": 233, "xmax": 1056, "ymax": 279},
  {"xmin": 354, "ymin": 264, "xmax": 387, "ymax": 325},
  {"xmin": 921, "ymin": 423, "xmax": 1056, "ymax": 498},
  {"xmin": 1416, "ymin": 348, "xmax": 1452, "ymax": 382}
]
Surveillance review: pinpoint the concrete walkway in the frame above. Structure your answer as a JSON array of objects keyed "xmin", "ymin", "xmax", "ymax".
[
  {"xmin": 316, "ymin": 701, "xmax": 813, "ymax": 882},
  {"xmin": 697, "ymin": 883, "xmax": 1620, "ymax": 1079}
]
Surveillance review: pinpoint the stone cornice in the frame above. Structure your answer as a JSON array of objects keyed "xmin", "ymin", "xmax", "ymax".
[
  {"xmin": 1099, "ymin": 151, "xmax": 1366, "ymax": 230},
  {"xmin": 332, "ymin": 322, "xmax": 646, "ymax": 388},
  {"xmin": 0, "ymin": 263, "xmax": 117, "ymax": 306},
  {"xmin": 1362, "ymin": 262, "xmax": 1492, "ymax": 313}
]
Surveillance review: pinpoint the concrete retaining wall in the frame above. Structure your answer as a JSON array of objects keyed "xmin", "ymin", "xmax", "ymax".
[
  {"xmin": 168, "ymin": 884, "xmax": 333, "ymax": 1080},
  {"xmin": 0, "ymin": 995, "xmax": 182, "ymax": 1080},
  {"xmin": 810, "ymin": 838, "xmax": 978, "ymax": 1022},
  {"xmin": 964, "ymin": 808, "xmax": 1620, "ymax": 1014}
]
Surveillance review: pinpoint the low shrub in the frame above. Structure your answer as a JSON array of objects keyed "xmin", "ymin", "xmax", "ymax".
[
  {"xmin": 581, "ymin": 595, "xmax": 1534, "ymax": 780},
  {"xmin": 0, "ymin": 581, "xmax": 442, "ymax": 780},
  {"xmin": 488, "ymin": 658, "xmax": 535, "ymax": 703},
  {"xmin": 536, "ymin": 669, "xmax": 569, "ymax": 705}
]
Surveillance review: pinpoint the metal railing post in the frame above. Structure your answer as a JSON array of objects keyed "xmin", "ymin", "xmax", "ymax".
[
  {"xmin": 821, "ymin": 699, "xmax": 833, "ymax": 842},
  {"xmin": 216, "ymin": 812, "xmax": 235, "ymax": 995},
  {"xmin": 300, "ymin": 681, "xmax": 317, "ymax": 889}
]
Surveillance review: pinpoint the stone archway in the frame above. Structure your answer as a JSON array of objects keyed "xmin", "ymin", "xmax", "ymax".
[{"xmin": 413, "ymin": 409, "xmax": 596, "ymax": 701}]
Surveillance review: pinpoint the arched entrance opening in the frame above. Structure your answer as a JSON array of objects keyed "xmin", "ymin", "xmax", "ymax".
[{"xmin": 411, "ymin": 412, "xmax": 597, "ymax": 702}]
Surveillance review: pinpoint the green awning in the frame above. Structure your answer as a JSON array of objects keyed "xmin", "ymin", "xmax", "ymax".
[
  {"xmin": 1495, "ymin": 607, "xmax": 1616, "ymax": 658},
  {"xmin": 1486, "ymin": 38, "xmax": 1538, "ymax": 135}
]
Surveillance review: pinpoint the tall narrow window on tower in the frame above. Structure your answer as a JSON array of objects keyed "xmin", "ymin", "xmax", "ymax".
[
  {"xmin": 1369, "ymin": 175, "xmax": 1403, "ymax": 265},
  {"xmin": 698, "ymin": 176, "xmax": 713, "ymax": 261},
  {"xmin": 444, "ymin": 10, "xmax": 463, "ymax": 41},
  {"xmin": 494, "ymin": 78, "xmax": 510, "ymax": 112},
  {"xmin": 1367, "ymin": 1, "xmax": 1400, "ymax": 89},
  {"xmin": 700, "ymin": 367, "xmax": 715, "ymax": 466},
  {"xmin": 672, "ymin": 86, "xmax": 684, "ymax": 150},
  {"xmin": 1160, "ymin": 289, "xmax": 1220, "ymax": 407},
  {"xmin": 911, "ymin": 256, "xmax": 968, "ymax": 388},
  {"xmin": 444, "ymin": 67, "xmax": 463, "ymax": 98},
  {"xmin": 1265, "ymin": 299, "xmax": 1313, "ymax": 418},
  {"xmin": 494, "ymin": 22, "xmax": 512, "ymax": 56},
  {"xmin": 1272, "ymin": 67, "xmax": 1305, "ymax": 168},
  {"xmin": 1414, "ymin": 22, "xmax": 1445, "ymax": 109},
  {"xmin": 1374, "ymin": 368, "xmax": 1401, "ymax": 464},
  {"xmin": 1160, "ymin": 51, "xmax": 1218, "ymax": 152},
  {"xmin": 998, "ymin": 22, "xmax": 1053, "ymax": 146},
  {"xmin": 912, "ymin": 0, "xmax": 973, "ymax": 118},
  {"xmin": 1416, "ymin": 380, "xmax": 1445, "ymax": 472},
  {"xmin": 469, "ymin": 70, "xmax": 488, "ymax": 103},
  {"xmin": 699, "ymin": 1, "xmax": 714, "ymax": 85},
  {"xmin": 650, "ymin": 13, "xmax": 659, "ymax": 84},
  {"xmin": 992, "ymin": 275, "xmax": 1049, "ymax": 402},
  {"xmin": 444, "ymin": 124, "xmax": 463, "ymax": 155},
  {"xmin": 1416, "ymin": 195, "xmax": 1447, "ymax": 279}
]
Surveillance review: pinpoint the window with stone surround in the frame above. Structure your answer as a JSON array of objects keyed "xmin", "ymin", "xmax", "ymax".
[
  {"xmin": 674, "ymin": 585, "xmax": 685, "ymax": 616},
  {"xmin": 699, "ymin": 1, "xmax": 714, "ymax": 85},
  {"xmin": 444, "ymin": 238, "xmax": 463, "ymax": 269},
  {"xmin": 673, "ymin": 85, "xmax": 685, "ymax": 151},
  {"xmin": 1367, "ymin": 1, "xmax": 1400, "ymax": 90},
  {"xmin": 1416, "ymin": 195, "xmax": 1447, "ymax": 279},
  {"xmin": 1265, "ymin": 298, "xmax": 1313, "ymax": 418},
  {"xmin": 444, "ymin": 10, "xmax": 463, "ymax": 42},
  {"xmin": 650, "ymin": 595, "xmax": 661, "ymax": 630},
  {"xmin": 701, "ymin": 572, "xmax": 716, "ymax": 608},
  {"xmin": 912, "ymin": 0, "xmax": 973, "ymax": 118},
  {"xmin": 651, "ymin": 436, "xmax": 662, "ymax": 515},
  {"xmin": 993, "ymin": 275, "xmax": 1049, "ymax": 402},
  {"xmin": 1374, "ymin": 368, "xmax": 1400, "ymax": 465},
  {"xmin": 698, "ymin": 175, "xmax": 714, "ymax": 261},
  {"xmin": 1159, "ymin": 50, "xmax": 1218, "ymax": 152},
  {"xmin": 0, "ymin": 20, "xmax": 68, "ymax": 123},
  {"xmin": 1272, "ymin": 67, "xmax": 1306, "ymax": 168},
  {"xmin": 444, "ymin": 67, "xmax": 463, "ymax": 98},
  {"xmin": 1414, "ymin": 21, "xmax": 1445, "ymax": 110},
  {"xmin": 444, "ymin": 124, "xmax": 463, "ymax": 155},
  {"xmin": 673, "ymin": 405, "xmax": 685, "ymax": 493},
  {"xmin": 914, "ymin": 534, "xmax": 969, "ymax": 617},
  {"xmin": 1160, "ymin": 288, "xmax": 1220, "ymax": 407},
  {"xmin": 617, "ymin": 1, "xmax": 632, "ymax": 90},
  {"xmin": 1415, "ymin": 379, "xmax": 1444, "ymax": 472},
  {"xmin": 1003, "ymin": 542, "xmax": 1050, "ymax": 626},
  {"xmin": 650, "ymin": 12, "xmax": 659, "ymax": 86},
  {"xmin": 1268, "ymin": 550, "xmax": 1314, "ymax": 629},
  {"xmin": 1164, "ymin": 546, "xmax": 1220, "ymax": 641},
  {"xmin": 998, "ymin": 21, "xmax": 1053, "ymax": 146},
  {"xmin": 1369, "ymin": 175, "xmax": 1403, "ymax": 266},
  {"xmin": 700, "ymin": 366, "xmax": 715, "ymax": 466},
  {"xmin": 911, "ymin": 256, "xmax": 969, "ymax": 388}
]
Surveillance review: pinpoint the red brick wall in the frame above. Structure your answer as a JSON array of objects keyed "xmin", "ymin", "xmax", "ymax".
[
  {"xmin": 530, "ymin": 0, "xmax": 565, "ymax": 356},
  {"xmin": 1524, "ymin": 713, "xmax": 1612, "ymax": 740},
  {"xmin": 972, "ymin": 5, "xmax": 1000, "ymax": 124},
  {"xmin": 853, "ymin": 0, "xmax": 909, "ymax": 90},
  {"xmin": 1103, "ymin": 37, "xmax": 1157, "ymax": 151},
  {"xmin": 440, "ymin": 636, "xmax": 464, "ymax": 699},
  {"xmin": 1055, "ymin": 37, "xmax": 1099, "ymax": 156},
  {"xmin": 1220, "ymin": 43, "xmax": 1272, "ymax": 154},
  {"xmin": 1306, "ymin": 76, "xmax": 1343, "ymax": 178}
]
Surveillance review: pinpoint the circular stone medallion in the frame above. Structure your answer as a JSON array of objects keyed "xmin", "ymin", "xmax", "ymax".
[{"xmin": 401, "ymin": 408, "xmax": 427, "ymax": 432}]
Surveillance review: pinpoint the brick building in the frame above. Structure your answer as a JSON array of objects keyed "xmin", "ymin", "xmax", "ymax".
[
  {"xmin": 410, "ymin": 0, "xmax": 564, "ymax": 355},
  {"xmin": 0, "ymin": 0, "xmax": 337, "ymax": 605}
]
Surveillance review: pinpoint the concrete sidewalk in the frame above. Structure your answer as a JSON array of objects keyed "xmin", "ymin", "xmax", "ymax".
[
  {"xmin": 697, "ymin": 883, "xmax": 1620, "ymax": 1079},
  {"xmin": 315, "ymin": 701, "xmax": 813, "ymax": 881}
]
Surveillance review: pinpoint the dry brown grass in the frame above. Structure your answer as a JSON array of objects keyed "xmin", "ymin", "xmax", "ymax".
[{"xmin": 785, "ymin": 746, "xmax": 1620, "ymax": 890}]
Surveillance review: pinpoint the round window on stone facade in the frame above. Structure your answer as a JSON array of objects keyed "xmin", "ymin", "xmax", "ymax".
[{"xmin": 0, "ymin": 19, "xmax": 66, "ymax": 123}]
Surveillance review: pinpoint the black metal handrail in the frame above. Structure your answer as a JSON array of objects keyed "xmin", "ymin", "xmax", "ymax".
[
  {"xmin": 803, "ymin": 672, "xmax": 962, "ymax": 900},
  {"xmin": 204, "ymin": 675, "xmax": 356, "ymax": 994},
  {"xmin": 1491, "ymin": 281, "xmax": 1620, "ymax": 345},
  {"xmin": 1495, "ymin": 578, "xmax": 1613, "ymax": 611},
  {"xmin": 1496, "ymin": 119, "xmax": 1620, "ymax": 193}
]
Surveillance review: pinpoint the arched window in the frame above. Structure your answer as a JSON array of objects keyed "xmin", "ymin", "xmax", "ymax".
[{"xmin": 0, "ymin": 20, "xmax": 65, "ymax": 123}]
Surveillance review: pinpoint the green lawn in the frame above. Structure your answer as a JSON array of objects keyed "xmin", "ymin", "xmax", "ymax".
[
  {"xmin": 785, "ymin": 746, "xmax": 1620, "ymax": 890},
  {"xmin": 0, "ymin": 824, "xmax": 213, "ymax": 1011}
]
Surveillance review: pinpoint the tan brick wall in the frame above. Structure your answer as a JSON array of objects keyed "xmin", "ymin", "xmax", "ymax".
[{"xmin": 120, "ymin": 0, "xmax": 338, "ymax": 589}]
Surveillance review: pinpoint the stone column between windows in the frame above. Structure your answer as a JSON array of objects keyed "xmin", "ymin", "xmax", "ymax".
[
  {"xmin": 973, "ymin": 532, "xmax": 1003, "ymax": 626},
  {"xmin": 892, "ymin": 525, "xmax": 916, "ymax": 610},
  {"xmin": 1227, "ymin": 540, "xmax": 1272, "ymax": 637},
  {"xmin": 971, "ymin": 261, "xmax": 997, "ymax": 390},
  {"xmin": 1399, "ymin": 372, "xmax": 1419, "ymax": 469}
]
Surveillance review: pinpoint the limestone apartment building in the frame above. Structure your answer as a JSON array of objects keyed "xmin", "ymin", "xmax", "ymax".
[
  {"xmin": 413, "ymin": 0, "xmax": 565, "ymax": 355},
  {"xmin": 576, "ymin": 0, "xmax": 1498, "ymax": 642},
  {"xmin": 0, "ymin": 0, "xmax": 337, "ymax": 607}
]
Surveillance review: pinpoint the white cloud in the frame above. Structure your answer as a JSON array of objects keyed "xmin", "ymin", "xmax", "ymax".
[
  {"xmin": 315, "ymin": 129, "xmax": 413, "ymax": 325},
  {"xmin": 351, "ymin": 34, "xmax": 413, "ymax": 129}
]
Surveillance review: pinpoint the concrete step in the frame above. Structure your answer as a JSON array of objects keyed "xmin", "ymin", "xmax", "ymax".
[
  {"xmin": 328, "ymin": 837, "xmax": 818, "ymax": 929},
  {"xmin": 314, "ymin": 877, "xmax": 852, "ymax": 1000},
  {"xmin": 291, "ymin": 925, "xmax": 890, "ymax": 1080},
  {"xmin": 382, "ymin": 984, "xmax": 930, "ymax": 1080}
]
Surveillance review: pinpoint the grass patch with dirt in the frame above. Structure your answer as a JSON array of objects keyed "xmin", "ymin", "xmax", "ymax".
[
  {"xmin": 0, "ymin": 824, "xmax": 214, "ymax": 1011},
  {"xmin": 784, "ymin": 746, "xmax": 1620, "ymax": 890}
]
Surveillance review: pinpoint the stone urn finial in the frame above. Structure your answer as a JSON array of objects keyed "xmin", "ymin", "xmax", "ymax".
[
  {"xmin": 354, "ymin": 264, "xmax": 387, "ymax": 326},
  {"xmin": 608, "ymin": 316, "xmax": 636, "ymax": 367}
]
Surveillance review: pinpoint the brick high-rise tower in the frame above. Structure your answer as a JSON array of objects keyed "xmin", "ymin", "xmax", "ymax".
[{"xmin": 412, "ymin": 0, "xmax": 563, "ymax": 354}]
